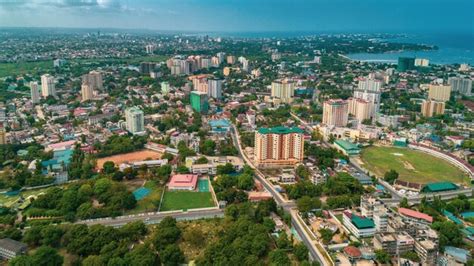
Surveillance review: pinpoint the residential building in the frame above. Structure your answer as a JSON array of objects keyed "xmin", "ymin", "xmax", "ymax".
[
  {"xmin": 414, "ymin": 58, "xmax": 430, "ymax": 67},
  {"xmin": 348, "ymin": 97, "xmax": 371, "ymax": 122},
  {"xmin": 81, "ymin": 84, "xmax": 94, "ymax": 101},
  {"xmin": 357, "ymin": 77, "xmax": 382, "ymax": 92},
  {"xmin": 373, "ymin": 233, "xmax": 415, "ymax": 256},
  {"xmin": 0, "ymin": 238, "xmax": 27, "ymax": 260},
  {"xmin": 342, "ymin": 211, "xmax": 376, "ymax": 238},
  {"xmin": 185, "ymin": 156, "xmax": 244, "ymax": 175},
  {"xmin": 254, "ymin": 126, "xmax": 304, "ymax": 167},
  {"xmin": 226, "ymin": 55, "xmax": 236, "ymax": 64},
  {"xmin": 208, "ymin": 78, "xmax": 223, "ymax": 99},
  {"xmin": 161, "ymin": 81, "xmax": 170, "ymax": 95},
  {"xmin": 30, "ymin": 81, "xmax": 40, "ymax": 104},
  {"xmin": 428, "ymin": 84, "xmax": 451, "ymax": 102},
  {"xmin": 167, "ymin": 174, "xmax": 198, "ymax": 190},
  {"xmin": 421, "ymin": 99, "xmax": 445, "ymax": 117},
  {"xmin": 41, "ymin": 74, "xmax": 56, "ymax": 97},
  {"xmin": 398, "ymin": 207, "xmax": 433, "ymax": 225},
  {"xmin": 0, "ymin": 124, "xmax": 5, "ymax": 145},
  {"xmin": 322, "ymin": 99, "xmax": 348, "ymax": 127},
  {"xmin": 140, "ymin": 62, "xmax": 157, "ymax": 74},
  {"xmin": 271, "ymin": 79, "xmax": 295, "ymax": 103},
  {"xmin": 448, "ymin": 77, "xmax": 472, "ymax": 96},
  {"xmin": 82, "ymin": 71, "xmax": 103, "ymax": 91},
  {"xmin": 415, "ymin": 239, "xmax": 438, "ymax": 265},
  {"xmin": 125, "ymin": 106, "xmax": 145, "ymax": 135},
  {"xmin": 397, "ymin": 57, "xmax": 415, "ymax": 72},
  {"xmin": 190, "ymin": 91, "xmax": 209, "ymax": 113}
]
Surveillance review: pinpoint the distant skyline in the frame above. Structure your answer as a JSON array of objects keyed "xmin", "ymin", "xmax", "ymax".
[{"xmin": 0, "ymin": 0, "xmax": 473, "ymax": 33}]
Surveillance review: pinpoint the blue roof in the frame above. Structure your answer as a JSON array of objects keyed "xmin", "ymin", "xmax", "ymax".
[
  {"xmin": 443, "ymin": 210, "xmax": 463, "ymax": 225},
  {"xmin": 444, "ymin": 246, "xmax": 470, "ymax": 263},
  {"xmin": 461, "ymin": 212, "xmax": 474, "ymax": 219}
]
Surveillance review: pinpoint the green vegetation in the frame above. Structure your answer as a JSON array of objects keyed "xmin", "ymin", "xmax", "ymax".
[
  {"xmin": 213, "ymin": 165, "xmax": 255, "ymax": 204},
  {"xmin": 129, "ymin": 181, "xmax": 163, "ymax": 214},
  {"xmin": 160, "ymin": 191, "xmax": 215, "ymax": 211},
  {"xmin": 360, "ymin": 146, "xmax": 469, "ymax": 185},
  {"xmin": 95, "ymin": 135, "xmax": 147, "ymax": 158}
]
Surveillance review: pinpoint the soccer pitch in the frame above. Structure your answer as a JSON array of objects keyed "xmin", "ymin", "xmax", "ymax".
[
  {"xmin": 360, "ymin": 146, "xmax": 470, "ymax": 185},
  {"xmin": 160, "ymin": 191, "xmax": 215, "ymax": 211}
]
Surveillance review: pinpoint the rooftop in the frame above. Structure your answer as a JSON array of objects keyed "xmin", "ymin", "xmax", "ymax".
[
  {"xmin": 335, "ymin": 139, "xmax": 360, "ymax": 151},
  {"xmin": 257, "ymin": 126, "xmax": 304, "ymax": 135},
  {"xmin": 422, "ymin": 182, "xmax": 458, "ymax": 192},
  {"xmin": 398, "ymin": 207, "xmax": 433, "ymax": 223},
  {"xmin": 350, "ymin": 214, "xmax": 375, "ymax": 229},
  {"xmin": 0, "ymin": 238, "xmax": 27, "ymax": 253},
  {"xmin": 168, "ymin": 174, "xmax": 198, "ymax": 188}
]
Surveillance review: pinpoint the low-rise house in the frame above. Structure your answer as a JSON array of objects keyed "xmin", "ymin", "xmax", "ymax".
[
  {"xmin": 167, "ymin": 174, "xmax": 199, "ymax": 191},
  {"xmin": 0, "ymin": 238, "xmax": 27, "ymax": 260}
]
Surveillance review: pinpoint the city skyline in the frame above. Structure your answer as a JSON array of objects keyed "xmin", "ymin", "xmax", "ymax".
[{"xmin": 0, "ymin": 0, "xmax": 473, "ymax": 33}]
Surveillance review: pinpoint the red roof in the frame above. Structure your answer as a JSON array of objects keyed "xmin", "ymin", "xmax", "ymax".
[
  {"xmin": 343, "ymin": 246, "xmax": 362, "ymax": 258},
  {"xmin": 398, "ymin": 208, "xmax": 433, "ymax": 223},
  {"xmin": 168, "ymin": 174, "xmax": 198, "ymax": 189}
]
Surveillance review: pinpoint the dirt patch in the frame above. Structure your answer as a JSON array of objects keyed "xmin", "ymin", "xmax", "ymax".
[
  {"xmin": 96, "ymin": 150, "xmax": 162, "ymax": 169},
  {"xmin": 402, "ymin": 160, "xmax": 415, "ymax": 171}
]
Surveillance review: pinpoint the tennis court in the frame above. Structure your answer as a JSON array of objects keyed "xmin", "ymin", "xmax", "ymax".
[
  {"xmin": 133, "ymin": 187, "xmax": 151, "ymax": 201},
  {"xmin": 198, "ymin": 178, "xmax": 210, "ymax": 192}
]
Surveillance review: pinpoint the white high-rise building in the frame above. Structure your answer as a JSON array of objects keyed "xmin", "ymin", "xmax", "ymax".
[
  {"xmin": 125, "ymin": 107, "xmax": 145, "ymax": 135},
  {"xmin": 161, "ymin": 81, "xmax": 170, "ymax": 95},
  {"xmin": 271, "ymin": 79, "xmax": 295, "ymax": 103},
  {"xmin": 82, "ymin": 71, "xmax": 103, "ymax": 91},
  {"xmin": 414, "ymin": 58, "xmax": 430, "ymax": 67},
  {"xmin": 322, "ymin": 99, "xmax": 349, "ymax": 127},
  {"xmin": 81, "ymin": 84, "xmax": 94, "ymax": 101},
  {"xmin": 357, "ymin": 78, "xmax": 382, "ymax": 92},
  {"xmin": 208, "ymin": 79, "xmax": 223, "ymax": 99},
  {"xmin": 41, "ymin": 74, "xmax": 56, "ymax": 97},
  {"xmin": 448, "ymin": 77, "xmax": 472, "ymax": 96},
  {"xmin": 30, "ymin": 81, "xmax": 40, "ymax": 104}
]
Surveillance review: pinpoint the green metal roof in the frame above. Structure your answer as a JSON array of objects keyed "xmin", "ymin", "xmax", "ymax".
[
  {"xmin": 351, "ymin": 215, "xmax": 375, "ymax": 229},
  {"xmin": 422, "ymin": 182, "xmax": 458, "ymax": 192},
  {"xmin": 257, "ymin": 126, "xmax": 304, "ymax": 134},
  {"xmin": 335, "ymin": 140, "xmax": 360, "ymax": 151}
]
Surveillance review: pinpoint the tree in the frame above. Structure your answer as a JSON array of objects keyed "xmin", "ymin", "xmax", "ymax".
[
  {"xmin": 276, "ymin": 231, "xmax": 291, "ymax": 249},
  {"xmin": 383, "ymin": 169, "xmax": 398, "ymax": 184},
  {"xmin": 160, "ymin": 244, "xmax": 185, "ymax": 266},
  {"xmin": 124, "ymin": 244, "xmax": 160, "ymax": 266},
  {"xmin": 318, "ymin": 228, "xmax": 334, "ymax": 244},
  {"xmin": 297, "ymin": 196, "xmax": 321, "ymax": 213},
  {"xmin": 82, "ymin": 255, "xmax": 104, "ymax": 266},
  {"xmin": 399, "ymin": 197, "xmax": 409, "ymax": 208},
  {"xmin": 102, "ymin": 161, "xmax": 116, "ymax": 174},
  {"xmin": 183, "ymin": 227, "xmax": 204, "ymax": 247},
  {"xmin": 152, "ymin": 217, "xmax": 181, "ymax": 250},
  {"xmin": 432, "ymin": 221, "xmax": 463, "ymax": 248},
  {"xmin": 31, "ymin": 246, "xmax": 64, "ymax": 266},
  {"xmin": 9, "ymin": 255, "xmax": 34, "ymax": 266},
  {"xmin": 293, "ymin": 243, "xmax": 309, "ymax": 261},
  {"xmin": 216, "ymin": 163, "xmax": 235, "ymax": 175},
  {"xmin": 200, "ymin": 140, "xmax": 216, "ymax": 156},
  {"xmin": 237, "ymin": 173, "xmax": 254, "ymax": 190},
  {"xmin": 269, "ymin": 249, "xmax": 290, "ymax": 265},
  {"xmin": 375, "ymin": 249, "xmax": 391, "ymax": 264},
  {"xmin": 296, "ymin": 165, "xmax": 310, "ymax": 180}
]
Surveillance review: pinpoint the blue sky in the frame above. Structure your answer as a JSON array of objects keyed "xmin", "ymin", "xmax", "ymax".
[{"xmin": 0, "ymin": 0, "xmax": 473, "ymax": 33}]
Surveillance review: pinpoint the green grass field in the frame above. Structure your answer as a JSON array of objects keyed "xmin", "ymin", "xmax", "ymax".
[
  {"xmin": 128, "ymin": 181, "xmax": 163, "ymax": 214},
  {"xmin": 160, "ymin": 190, "xmax": 215, "ymax": 211},
  {"xmin": 360, "ymin": 146, "xmax": 470, "ymax": 185},
  {"xmin": 0, "ymin": 187, "xmax": 51, "ymax": 208}
]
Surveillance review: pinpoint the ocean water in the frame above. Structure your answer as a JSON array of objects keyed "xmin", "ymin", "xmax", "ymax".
[{"xmin": 347, "ymin": 32, "xmax": 474, "ymax": 65}]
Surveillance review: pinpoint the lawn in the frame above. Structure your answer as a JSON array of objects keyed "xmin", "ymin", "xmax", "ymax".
[
  {"xmin": 160, "ymin": 190, "xmax": 215, "ymax": 211},
  {"xmin": 127, "ymin": 180, "xmax": 163, "ymax": 214},
  {"xmin": 0, "ymin": 187, "xmax": 51, "ymax": 208},
  {"xmin": 360, "ymin": 146, "xmax": 470, "ymax": 185},
  {"xmin": 0, "ymin": 60, "xmax": 53, "ymax": 77}
]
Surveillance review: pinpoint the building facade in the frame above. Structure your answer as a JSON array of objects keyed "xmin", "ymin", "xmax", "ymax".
[
  {"xmin": 322, "ymin": 99, "xmax": 348, "ymax": 127},
  {"xmin": 254, "ymin": 126, "xmax": 304, "ymax": 167},
  {"xmin": 41, "ymin": 74, "xmax": 56, "ymax": 97},
  {"xmin": 81, "ymin": 84, "xmax": 94, "ymax": 101},
  {"xmin": 271, "ymin": 79, "xmax": 295, "ymax": 103},
  {"xmin": 421, "ymin": 99, "xmax": 445, "ymax": 117},
  {"xmin": 428, "ymin": 84, "xmax": 451, "ymax": 102},
  {"xmin": 30, "ymin": 81, "xmax": 40, "ymax": 104},
  {"xmin": 190, "ymin": 91, "xmax": 209, "ymax": 113},
  {"xmin": 208, "ymin": 78, "xmax": 223, "ymax": 99},
  {"xmin": 125, "ymin": 107, "xmax": 145, "ymax": 135},
  {"xmin": 448, "ymin": 77, "xmax": 472, "ymax": 96}
]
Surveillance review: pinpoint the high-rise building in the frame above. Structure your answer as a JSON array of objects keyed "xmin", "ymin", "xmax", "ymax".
[
  {"xmin": 415, "ymin": 58, "xmax": 430, "ymax": 67},
  {"xmin": 428, "ymin": 84, "xmax": 451, "ymax": 102},
  {"xmin": 357, "ymin": 78, "xmax": 382, "ymax": 92},
  {"xmin": 421, "ymin": 99, "xmax": 445, "ymax": 117},
  {"xmin": 190, "ymin": 91, "xmax": 209, "ymax": 113},
  {"xmin": 322, "ymin": 99, "xmax": 349, "ymax": 127},
  {"xmin": 448, "ymin": 77, "xmax": 472, "ymax": 96},
  {"xmin": 271, "ymin": 79, "xmax": 295, "ymax": 104},
  {"xmin": 145, "ymin": 44, "xmax": 156, "ymax": 54},
  {"xmin": 0, "ymin": 124, "xmax": 5, "ymax": 145},
  {"xmin": 254, "ymin": 126, "xmax": 304, "ymax": 167},
  {"xmin": 208, "ymin": 79, "xmax": 223, "ymax": 99},
  {"xmin": 125, "ymin": 107, "xmax": 145, "ymax": 135},
  {"xmin": 81, "ymin": 84, "xmax": 94, "ymax": 101},
  {"xmin": 161, "ymin": 81, "xmax": 170, "ymax": 95},
  {"xmin": 30, "ymin": 81, "xmax": 40, "ymax": 104},
  {"xmin": 226, "ymin": 55, "xmax": 236, "ymax": 65},
  {"xmin": 216, "ymin": 52, "xmax": 226, "ymax": 64},
  {"xmin": 397, "ymin": 57, "xmax": 415, "ymax": 72},
  {"xmin": 348, "ymin": 98, "xmax": 371, "ymax": 122},
  {"xmin": 41, "ymin": 74, "xmax": 56, "ymax": 97},
  {"xmin": 353, "ymin": 90, "xmax": 381, "ymax": 116},
  {"xmin": 82, "ymin": 71, "xmax": 103, "ymax": 91},
  {"xmin": 140, "ymin": 62, "xmax": 157, "ymax": 74}
]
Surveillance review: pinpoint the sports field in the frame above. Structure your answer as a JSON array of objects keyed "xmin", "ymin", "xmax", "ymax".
[
  {"xmin": 360, "ymin": 146, "xmax": 470, "ymax": 185},
  {"xmin": 160, "ymin": 191, "xmax": 215, "ymax": 211},
  {"xmin": 96, "ymin": 149, "xmax": 162, "ymax": 169}
]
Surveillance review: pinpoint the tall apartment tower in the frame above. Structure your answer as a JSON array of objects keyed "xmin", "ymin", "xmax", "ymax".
[
  {"xmin": 125, "ymin": 107, "xmax": 145, "ymax": 135},
  {"xmin": 0, "ymin": 124, "xmax": 5, "ymax": 145},
  {"xmin": 30, "ymin": 81, "xmax": 40, "ymax": 104},
  {"xmin": 254, "ymin": 126, "xmax": 304, "ymax": 167},
  {"xmin": 41, "ymin": 74, "xmax": 56, "ymax": 97},
  {"xmin": 421, "ymin": 100, "xmax": 445, "ymax": 118},
  {"xmin": 428, "ymin": 84, "xmax": 451, "ymax": 102},
  {"xmin": 208, "ymin": 79, "xmax": 223, "ymax": 99},
  {"xmin": 161, "ymin": 81, "xmax": 170, "ymax": 95},
  {"xmin": 448, "ymin": 77, "xmax": 472, "ymax": 96},
  {"xmin": 82, "ymin": 71, "xmax": 103, "ymax": 91},
  {"xmin": 81, "ymin": 84, "xmax": 94, "ymax": 101},
  {"xmin": 271, "ymin": 79, "xmax": 295, "ymax": 104},
  {"xmin": 348, "ymin": 98, "xmax": 371, "ymax": 122},
  {"xmin": 322, "ymin": 99, "xmax": 349, "ymax": 127},
  {"xmin": 190, "ymin": 91, "xmax": 209, "ymax": 113}
]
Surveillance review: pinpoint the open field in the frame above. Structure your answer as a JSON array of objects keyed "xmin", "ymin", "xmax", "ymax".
[
  {"xmin": 0, "ymin": 187, "xmax": 51, "ymax": 208},
  {"xmin": 360, "ymin": 146, "xmax": 470, "ymax": 185},
  {"xmin": 127, "ymin": 180, "xmax": 163, "ymax": 214},
  {"xmin": 160, "ymin": 191, "xmax": 215, "ymax": 211},
  {"xmin": 96, "ymin": 149, "xmax": 162, "ymax": 169}
]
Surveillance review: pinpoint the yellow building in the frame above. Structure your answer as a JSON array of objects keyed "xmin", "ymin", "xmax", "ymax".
[
  {"xmin": 271, "ymin": 79, "xmax": 295, "ymax": 103},
  {"xmin": 254, "ymin": 127, "xmax": 304, "ymax": 167},
  {"xmin": 428, "ymin": 84, "xmax": 451, "ymax": 102},
  {"xmin": 421, "ymin": 99, "xmax": 445, "ymax": 117}
]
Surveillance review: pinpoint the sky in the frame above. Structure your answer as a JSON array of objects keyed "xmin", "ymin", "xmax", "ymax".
[{"xmin": 0, "ymin": 0, "xmax": 473, "ymax": 33}]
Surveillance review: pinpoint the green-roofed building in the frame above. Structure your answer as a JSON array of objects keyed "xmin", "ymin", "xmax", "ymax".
[
  {"xmin": 421, "ymin": 182, "xmax": 458, "ymax": 193},
  {"xmin": 343, "ymin": 211, "xmax": 375, "ymax": 238},
  {"xmin": 257, "ymin": 126, "xmax": 304, "ymax": 135},
  {"xmin": 255, "ymin": 126, "xmax": 305, "ymax": 167},
  {"xmin": 334, "ymin": 139, "xmax": 361, "ymax": 156}
]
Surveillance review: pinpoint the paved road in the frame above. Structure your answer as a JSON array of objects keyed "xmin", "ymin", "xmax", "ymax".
[
  {"xmin": 76, "ymin": 208, "xmax": 224, "ymax": 227},
  {"xmin": 231, "ymin": 125, "xmax": 331, "ymax": 266}
]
